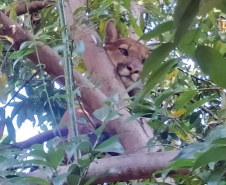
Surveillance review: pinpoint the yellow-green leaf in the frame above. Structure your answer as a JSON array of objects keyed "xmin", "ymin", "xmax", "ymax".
[
  {"xmin": 169, "ymin": 109, "xmax": 187, "ymax": 118},
  {"xmin": 9, "ymin": 9, "xmax": 17, "ymax": 21}
]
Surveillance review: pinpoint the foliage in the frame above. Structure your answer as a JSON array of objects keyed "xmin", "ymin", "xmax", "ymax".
[{"xmin": 0, "ymin": 0, "xmax": 226, "ymax": 184}]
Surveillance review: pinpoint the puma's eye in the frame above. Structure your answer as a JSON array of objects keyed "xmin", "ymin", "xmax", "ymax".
[
  {"xmin": 142, "ymin": 59, "xmax": 145, "ymax": 64},
  {"xmin": 119, "ymin": 48, "xmax": 128, "ymax": 56}
]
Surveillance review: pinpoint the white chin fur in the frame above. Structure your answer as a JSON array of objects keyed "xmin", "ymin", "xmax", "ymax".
[
  {"xmin": 131, "ymin": 73, "xmax": 140, "ymax": 82},
  {"xmin": 121, "ymin": 76, "xmax": 134, "ymax": 88},
  {"xmin": 118, "ymin": 68, "xmax": 130, "ymax": 76}
]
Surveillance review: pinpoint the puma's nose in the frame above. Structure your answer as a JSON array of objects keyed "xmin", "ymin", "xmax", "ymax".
[{"xmin": 127, "ymin": 65, "xmax": 140, "ymax": 74}]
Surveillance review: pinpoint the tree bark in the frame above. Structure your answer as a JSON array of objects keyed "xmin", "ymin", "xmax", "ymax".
[
  {"xmin": 27, "ymin": 151, "xmax": 185, "ymax": 184},
  {"xmin": 3, "ymin": 1, "xmax": 54, "ymax": 16}
]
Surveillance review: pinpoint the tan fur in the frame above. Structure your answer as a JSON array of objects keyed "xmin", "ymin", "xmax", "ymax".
[{"xmin": 104, "ymin": 20, "xmax": 150, "ymax": 93}]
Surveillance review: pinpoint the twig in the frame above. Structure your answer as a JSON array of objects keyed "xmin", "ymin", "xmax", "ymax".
[
  {"xmin": 195, "ymin": 88, "xmax": 221, "ymax": 92},
  {"xmin": 4, "ymin": 68, "xmax": 41, "ymax": 108},
  {"xmin": 177, "ymin": 67, "xmax": 216, "ymax": 86},
  {"xmin": 131, "ymin": 144, "xmax": 180, "ymax": 154},
  {"xmin": 190, "ymin": 99, "xmax": 218, "ymax": 120},
  {"xmin": 138, "ymin": 118, "xmax": 151, "ymax": 138},
  {"xmin": 76, "ymin": 94, "xmax": 96, "ymax": 129}
]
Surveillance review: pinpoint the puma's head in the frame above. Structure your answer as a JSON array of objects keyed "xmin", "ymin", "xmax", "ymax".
[{"xmin": 104, "ymin": 20, "xmax": 150, "ymax": 92}]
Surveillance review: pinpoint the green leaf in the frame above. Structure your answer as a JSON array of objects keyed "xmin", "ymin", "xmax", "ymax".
[
  {"xmin": 75, "ymin": 40, "xmax": 85, "ymax": 55},
  {"xmin": 205, "ymin": 125, "xmax": 226, "ymax": 144},
  {"xmin": 174, "ymin": 0, "xmax": 192, "ymax": 26},
  {"xmin": 67, "ymin": 174, "xmax": 80, "ymax": 185},
  {"xmin": 207, "ymin": 167, "xmax": 226, "ymax": 185},
  {"xmin": 68, "ymin": 164, "xmax": 81, "ymax": 177},
  {"xmin": 175, "ymin": 90, "xmax": 198, "ymax": 111},
  {"xmin": 52, "ymin": 173, "xmax": 68, "ymax": 185},
  {"xmin": 90, "ymin": 0, "xmax": 115, "ymax": 15},
  {"xmin": 199, "ymin": 0, "xmax": 222, "ymax": 15},
  {"xmin": 17, "ymin": 108, "xmax": 26, "ymax": 128},
  {"xmin": 94, "ymin": 135, "xmax": 124, "ymax": 154},
  {"xmin": 162, "ymin": 159, "xmax": 195, "ymax": 179},
  {"xmin": 212, "ymin": 138, "xmax": 226, "ymax": 145},
  {"xmin": 20, "ymin": 41, "xmax": 33, "ymax": 50},
  {"xmin": 139, "ymin": 13, "xmax": 145, "ymax": 31},
  {"xmin": 133, "ymin": 103, "xmax": 155, "ymax": 115},
  {"xmin": 46, "ymin": 147, "xmax": 64, "ymax": 170},
  {"xmin": 11, "ymin": 48, "xmax": 35, "ymax": 69},
  {"xmin": 193, "ymin": 146, "xmax": 226, "ymax": 170},
  {"xmin": 77, "ymin": 154, "xmax": 92, "ymax": 167},
  {"xmin": 22, "ymin": 159, "xmax": 50, "ymax": 167},
  {"xmin": 179, "ymin": 29, "xmax": 200, "ymax": 58},
  {"xmin": 174, "ymin": 0, "xmax": 201, "ymax": 45},
  {"xmin": 183, "ymin": 99, "xmax": 208, "ymax": 117},
  {"xmin": 9, "ymin": 48, "xmax": 35, "ymax": 59},
  {"xmin": 8, "ymin": 177, "xmax": 49, "ymax": 185},
  {"xmin": 125, "ymin": 112, "xmax": 150, "ymax": 122},
  {"xmin": 121, "ymin": 0, "xmax": 130, "ymax": 10},
  {"xmin": 107, "ymin": 110, "xmax": 121, "ymax": 121},
  {"xmin": 9, "ymin": 9, "xmax": 17, "ymax": 21},
  {"xmin": 93, "ymin": 105, "xmax": 110, "ymax": 122},
  {"xmin": 0, "ymin": 40, "xmax": 3, "ymax": 56},
  {"xmin": 29, "ymin": 149, "xmax": 48, "ymax": 160},
  {"xmin": 77, "ymin": 141, "xmax": 92, "ymax": 153},
  {"xmin": 73, "ymin": 7, "xmax": 85, "ymax": 16},
  {"xmin": 176, "ymin": 142, "xmax": 205, "ymax": 159},
  {"xmin": 84, "ymin": 169, "xmax": 120, "ymax": 185},
  {"xmin": 26, "ymin": 108, "xmax": 36, "ymax": 126},
  {"xmin": 216, "ymin": 0, "xmax": 226, "ymax": 13},
  {"xmin": 139, "ymin": 21, "xmax": 174, "ymax": 41},
  {"xmin": 155, "ymin": 88, "xmax": 174, "ymax": 107},
  {"xmin": 10, "ymin": 101, "xmax": 23, "ymax": 120},
  {"xmin": 130, "ymin": 15, "xmax": 143, "ymax": 37},
  {"xmin": 77, "ymin": 118, "xmax": 87, "ymax": 124},
  {"xmin": 195, "ymin": 45, "xmax": 226, "ymax": 88},
  {"xmin": 142, "ymin": 43, "xmax": 174, "ymax": 80},
  {"xmin": 94, "ymin": 124, "xmax": 105, "ymax": 137},
  {"xmin": 134, "ymin": 59, "xmax": 177, "ymax": 108}
]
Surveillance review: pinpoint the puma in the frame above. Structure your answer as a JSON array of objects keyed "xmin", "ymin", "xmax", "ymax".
[
  {"xmin": 104, "ymin": 20, "xmax": 150, "ymax": 95},
  {"xmin": 60, "ymin": 20, "xmax": 150, "ymax": 162},
  {"xmin": 61, "ymin": 20, "xmax": 150, "ymax": 135}
]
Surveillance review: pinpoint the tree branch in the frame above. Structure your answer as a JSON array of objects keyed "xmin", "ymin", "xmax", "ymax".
[
  {"xmin": 4, "ymin": 1, "xmax": 54, "ymax": 16},
  {"xmin": 28, "ymin": 151, "xmax": 186, "ymax": 184},
  {"xmin": 0, "ymin": 127, "xmax": 68, "ymax": 151}
]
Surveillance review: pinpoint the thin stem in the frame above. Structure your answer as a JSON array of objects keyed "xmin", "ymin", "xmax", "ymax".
[
  {"xmin": 57, "ymin": 0, "xmax": 80, "ymax": 155},
  {"xmin": 4, "ymin": 68, "xmax": 40, "ymax": 108},
  {"xmin": 177, "ymin": 67, "xmax": 216, "ymax": 86},
  {"xmin": 25, "ymin": 3, "xmax": 58, "ymax": 127}
]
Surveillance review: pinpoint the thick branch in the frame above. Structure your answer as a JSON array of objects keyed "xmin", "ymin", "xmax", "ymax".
[
  {"xmin": 0, "ymin": 127, "xmax": 68, "ymax": 151},
  {"xmin": 0, "ymin": 11, "xmax": 65, "ymax": 83},
  {"xmin": 28, "ymin": 151, "xmax": 185, "ymax": 184},
  {"xmin": 8, "ymin": 1, "xmax": 54, "ymax": 16}
]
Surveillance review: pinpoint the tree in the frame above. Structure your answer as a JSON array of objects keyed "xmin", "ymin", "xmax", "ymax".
[{"xmin": 0, "ymin": 0, "xmax": 226, "ymax": 184}]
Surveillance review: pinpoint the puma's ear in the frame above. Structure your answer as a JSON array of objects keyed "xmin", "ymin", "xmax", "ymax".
[{"xmin": 105, "ymin": 20, "xmax": 120, "ymax": 44}]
